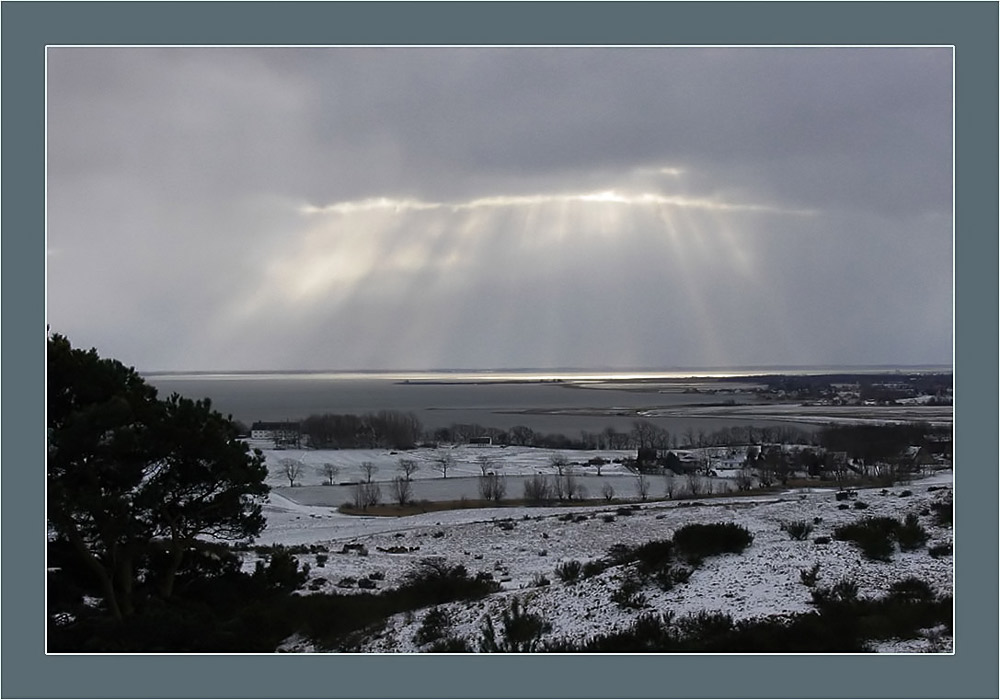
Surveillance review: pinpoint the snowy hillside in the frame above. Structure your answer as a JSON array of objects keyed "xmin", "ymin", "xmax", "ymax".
[{"xmin": 251, "ymin": 449, "xmax": 954, "ymax": 653}]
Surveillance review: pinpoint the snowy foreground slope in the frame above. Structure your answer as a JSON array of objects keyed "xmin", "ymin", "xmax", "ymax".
[{"xmin": 252, "ymin": 450, "xmax": 953, "ymax": 653}]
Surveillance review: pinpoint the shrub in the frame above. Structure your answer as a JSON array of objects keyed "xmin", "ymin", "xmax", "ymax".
[
  {"xmin": 853, "ymin": 501, "xmax": 869, "ymax": 510},
  {"xmin": 555, "ymin": 560, "xmax": 583, "ymax": 584},
  {"xmin": 813, "ymin": 536, "xmax": 831, "ymax": 545},
  {"xmin": 811, "ymin": 577, "xmax": 859, "ymax": 608},
  {"xmin": 784, "ymin": 521, "xmax": 814, "ymax": 541},
  {"xmin": 414, "ymin": 606, "xmax": 452, "ymax": 646},
  {"xmin": 799, "ymin": 563, "xmax": 821, "ymax": 587},
  {"xmin": 889, "ymin": 577, "xmax": 935, "ymax": 602},
  {"xmin": 632, "ymin": 539, "xmax": 675, "ymax": 573},
  {"xmin": 672, "ymin": 523, "xmax": 754, "ymax": 562},
  {"xmin": 581, "ymin": 560, "xmax": 609, "ymax": 578},
  {"xmin": 529, "ymin": 573, "xmax": 551, "ymax": 588},
  {"xmin": 252, "ymin": 546, "xmax": 309, "ymax": 593},
  {"xmin": 928, "ymin": 542, "xmax": 952, "ymax": 558},
  {"xmin": 896, "ymin": 513, "xmax": 929, "ymax": 551},
  {"xmin": 834, "ymin": 517, "xmax": 899, "ymax": 561},
  {"xmin": 930, "ymin": 497, "xmax": 953, "ymax": 527},
  {"xmin": 523, "ymin": 475, "xmax": 554, "ymax": 504},
  {"xmin": 352, "ymin": 481, "xmax": 381, "ymax": 510},
  {"xmin": 612, "ymin": 573, "xmax": 647, "ymax": 610},
  {"xmin": 426, "ymin": 636, "xmax": 472, "ymax": 652},
  {"xmin": 479, "ymin": 598, "xmax": 552, "ymax": 652},
  {"xmin": 401, "ymin": 558, "xmax": 500, "ymax": 604}
]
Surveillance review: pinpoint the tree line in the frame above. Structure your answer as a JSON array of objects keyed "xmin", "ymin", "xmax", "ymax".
[{"xmin": 297, "ymin": 415, "xmax": 821, "ymax": 452}]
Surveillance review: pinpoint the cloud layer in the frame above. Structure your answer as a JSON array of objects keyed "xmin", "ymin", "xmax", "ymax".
[{"xmin": 46, "ymin": 47, "xmax": 953, "ymax": 371}]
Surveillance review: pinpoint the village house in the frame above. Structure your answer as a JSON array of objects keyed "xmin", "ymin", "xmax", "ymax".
[{"xmin": 250, "ymin": 421, "xmax": 302, "ymax": 447}]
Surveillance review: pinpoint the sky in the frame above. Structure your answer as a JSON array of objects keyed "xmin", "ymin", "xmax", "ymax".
[{"xmin": 46, "ymin": 47, "xmax": 953, "ymax": 372}]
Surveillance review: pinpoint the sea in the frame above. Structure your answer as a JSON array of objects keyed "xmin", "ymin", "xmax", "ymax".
[{"xmin": 142, "ymin": 366, "xmax": 950, "ymax": 439}]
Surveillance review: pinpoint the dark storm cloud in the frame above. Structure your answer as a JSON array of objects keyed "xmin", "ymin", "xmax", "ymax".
[{"xmin": 46, "ymin": 47, "xmax": 952, "ymax": 371}]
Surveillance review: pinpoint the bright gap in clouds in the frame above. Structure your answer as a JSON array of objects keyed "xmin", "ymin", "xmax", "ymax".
[
  {"xmin": 300, "ymin": 188, "xmax": 816, "ymax": 217},
  {"xmin": 218, "ymin": 178, "xmax": 814, "ymax": 370}
]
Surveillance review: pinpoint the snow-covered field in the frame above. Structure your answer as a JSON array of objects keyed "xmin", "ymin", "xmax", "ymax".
[{"xmin": 251, "ymin": 445, "xmax": 954, "ymax": 653}]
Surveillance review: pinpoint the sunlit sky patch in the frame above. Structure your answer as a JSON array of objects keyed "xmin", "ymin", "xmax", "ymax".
[{"xmin": 46, "ymin": 47, "xmax": 952, "ymax": 371}]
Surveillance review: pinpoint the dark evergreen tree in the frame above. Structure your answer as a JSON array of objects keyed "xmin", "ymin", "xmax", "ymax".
[{"xmin": 47, "ymin": 334, "xmax": 269, "ymax": 619}]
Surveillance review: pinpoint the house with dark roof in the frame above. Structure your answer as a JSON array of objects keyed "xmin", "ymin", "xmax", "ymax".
[{"xmin": 250, "ymin": 421, "xmax": 301, "ymax": 446}]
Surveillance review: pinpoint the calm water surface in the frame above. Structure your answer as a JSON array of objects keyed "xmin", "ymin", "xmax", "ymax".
[{"xmin": 143, "ymin": 367, "xmax": 948, "ymax": 437}]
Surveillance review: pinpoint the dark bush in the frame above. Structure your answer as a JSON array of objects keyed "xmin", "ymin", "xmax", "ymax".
[
  {"xmin": 611, "ymin": 573, "xmax": 647, "ymax": 610},
  {"xmin": 632, "ymin": 539, "xmax": 675, "ymax": 572},
  {"xmin": 479, "ymin": 598, "xmax": 552, "ymax": 652},
  {"xmin": 581, "ymin": 560, "xmax": 609, "ymax": 578},
  {"xmin": 834, "ymin": 517, "xmax": 899, "ymax": 561},
  {"xmin": 252, "ymin": 547, "xmax": 309, "ymax": 593},
  {"xmin": 530, "ymin": 573, "xmax": 551, "ymax": 588},
  {"xmin": 896, "ymin": 513, "xmax": 929, "ymax": 551},
  {"xmin": 813, "ymin": 536, "xmax": 831, "ymax": 545},
  {"xmin": 672, "ymin": 523, "xmax": 753, "ymax": 562},
  {"xmin": 853, "ymin": 501, "xmax": 869, "ymax": 510},
  {"xmin": 785, "ymin": 521, "xmax": 814, "ymax": 541},
  {"xmin": 799, "ymin": 563, "xmax": 821, "ymax": 587},
  {"xmin": 427, "ymin": 636, "xmax": 472, "ymax": 652},
  {"xmin": 930, "ymin": 497, "xmax": 953, "ymax": 527},
  {"xmin": 889, "ymin": 577, "xmax": 935, "ymax": 602},
  {"xmin": 401, "ymin": 558, "xmax": 500, "ymax": 605},
  {"xmin": 414, "ymin": 606, "xmax": 452, "ymax": 646},
  {"xmin": 555, "ymin": 560, "xmax": 583, "ymax": 583},
  {"xmin": 928, "ymin": 542, "xmax": 952, "ymax": 558}
]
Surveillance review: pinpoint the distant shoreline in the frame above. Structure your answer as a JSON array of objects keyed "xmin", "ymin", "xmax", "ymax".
[{"xmin": 141, "ymin": 365, "xmax": 952, "ymax": 380}]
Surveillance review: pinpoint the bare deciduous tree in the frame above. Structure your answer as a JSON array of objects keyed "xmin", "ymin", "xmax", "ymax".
[
  {"xmin": 360, "ymin": 460, "xmax": 378, "ymax": 483},
  {"xmin": 390, "ymin": 475, "xmax": 413, "ymax": 506},
  {"xmin": 523, "ymin": 475, "xmax": 553, "ymax": 504},
  {"xmin": 735, "ymin": 467, "xmax": 755, "ymax": 491},
  {"xmin": 477, "ymin": 454, "xmax": 495, "ymax": 477},
  {"xmin": 635, "ymin": 472, "xmax": 650, "ymax": 501},
  {"xmin": 663, "ymin": 475, "xmax": 675, "ymax": 499},
  {"xmin": 433, "ymin": 451, "xmax": 454, "ymax": 479},
  {"xmin": 478, "ymin": 473, "xmax": 506, "ymax": 502},
  {"xmin": 555, "ymin": 468, "xmax": 579, "ymax": 501},
  {"xmin": 549, "ymin": 454, "xmax": 570, "ymax": 476},
  {"xmin": 318, "ymin": 462, "xmax": 340, "ymax": 486},
  {"xmin": 398, "ymin": 458, "xmax": 419, "ymax": 481},
  {"xmin": 352, "ymin": 481, "xmax": 381, "ymax": 510},
  {"xmin": 279, "ymin": 458, "xmax": 304, "ymax": 487}
]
